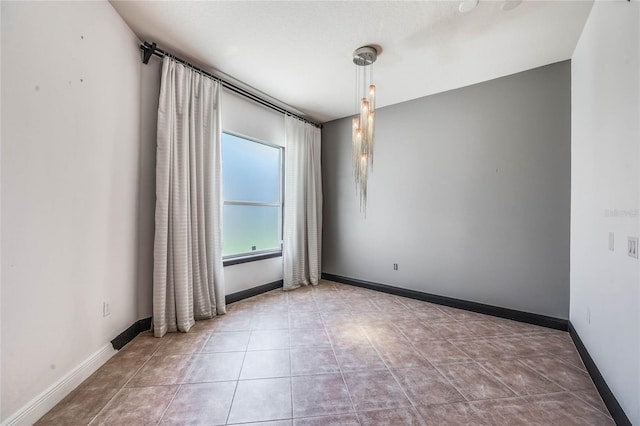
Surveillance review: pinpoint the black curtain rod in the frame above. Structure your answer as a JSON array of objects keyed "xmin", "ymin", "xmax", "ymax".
[{"xmin": 140, "ymin": 41, "xmax": 322, "ymax": 129}]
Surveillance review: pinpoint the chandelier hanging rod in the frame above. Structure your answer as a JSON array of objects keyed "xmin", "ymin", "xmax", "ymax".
[{"xmin": 140, "ymin": 41, "xmax": 322, "ymax": 129}]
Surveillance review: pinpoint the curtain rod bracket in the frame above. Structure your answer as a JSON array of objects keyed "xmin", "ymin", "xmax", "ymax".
[{"xmin": 142, "ymin": 42, "xmax": 156, "ymax": 64}]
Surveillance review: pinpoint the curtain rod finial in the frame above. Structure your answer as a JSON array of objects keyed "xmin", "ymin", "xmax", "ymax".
[{"xmin": 142, "ymin": 42, "xmax": 156, "ymax": 64}]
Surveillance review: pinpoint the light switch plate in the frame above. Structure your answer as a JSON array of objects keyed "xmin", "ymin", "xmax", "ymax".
[{"xmin": 628, "ymin": 237, "xmax": 639, "ymax": 259}]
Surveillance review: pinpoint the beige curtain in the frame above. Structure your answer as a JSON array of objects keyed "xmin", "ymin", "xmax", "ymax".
[
  {"xmin": 283, "ymin": 116, "xmax": 322, "ymax": 290},
  {"xmin": 153, "ymin": 57, "xmax": 226, "ymax": 337}
]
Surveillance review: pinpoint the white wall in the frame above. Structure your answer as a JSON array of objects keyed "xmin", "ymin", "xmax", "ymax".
[
  {"xmin": 221, "ymin": 90, "xmax": 285, "ymax": 295},
  {"xmin": 1, "ymin": 1, "xmax": 143, "ymax": 421},
  {"xmin": 570, "ymin": 2, "xmax": 639, "ymax": 424},
  {"xmin": 136, "ymin": 57, "xmax": 161, "ymax": 320},
  {"xmin": 322, "ymin": 62, "xmax": 571, "ymax": 319}
]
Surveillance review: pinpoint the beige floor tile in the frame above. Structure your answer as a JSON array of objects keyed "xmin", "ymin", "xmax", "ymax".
[
  {"xmin": 291, "ymin": 347, "xmax": 340, "ymax": 376},
  {"xmin": 117, "ymin": 333, "xmax": 161, "ymax": 357},
  {"xmin": 416, "ymin": 402, "xmax": 490, "ymax": 426},
  {"xmin": 251, "ymin": 313, "xmax": 289, "ymax": 330},
  {"xmin": 37, "ymin": 280, "xmax": 609, "ymax": 426},
  {"xmin": 428, "ymin": 321, "xmax": 477, "ymax": 339},
  {"xmin": 203, "ymin": 331, "xmax": 250, "ymax": 352},
  {"xmin": 215, "ymin": 315, "xmax": 253, "ymax": 332},
  {"xmin": 573, "ymin": 387, "xmax": 611, "ymax": 416},
  {"xmin": 333, "ymin": 343, "xmax": 387, "ymax": 372},
  {"xmin": 473, "ymin": 392, "xmax": 614, "ymax": 426},
  {"xmin": 185, "ymin": 352, "xmax": 244, "ymax": 383},
  {"xmin": 519, "ymin": 356, "xmax": 595, "ymax": 391},
  {"xmin": 415, "ymin": 340, "xmax": 472, "ymax": 365},
  {"xmin": 188, "ymin": 317, "xmax": 219, "ymax": 333},
  {"xmin": 291, "ymin": 373, "xmax": 354, "ymax": 418},
  {"xmin": 160, "ymin": 381, "xmax": 236, "ymax": 425},
  {"xmin": 227, "ymin": 378, "xmax": 292, "ymax": 424},
  {"xmin": 126, "ymin": 354, "xmax": 193, "ymax": 387},
  {"xmin": 154, "ymin": 332, "xmax": 209, "ymax": 356},
  {"xmin": 394, "ymin": 321, "xmax": 442, "ymax": 344},
  {"xmin": 436, "ymin": 362, "xmax": 516, "ymax": 400},
  {"xmin": 293, "ymin": 414, "xmax": 359, "ymax": 425},
  {"xmin": 36, "ymin": 387, "xmax": 118, "ymax": 425},
  {"xmin": 361, "ymin": 323, "xmax": 409, "ymax": 345},
  {"xmin": 289, "ymin": 312, "xmax": 324, "ymax": 329},
  {"xmin": 247, "ymin": 329, "xmax": 290, "ymax": 350},
  {"xmin": 81, "ymin": 355, "xmax": 148, "ymax": 390},
  {"xmin": 391, "ymin": 366, "xmax": 465, "ymax": 406},
  {"xmin": 290, "ymin": 328, "xmax": 331, "ymax": 347},
  {"xmin": 479, "ymin": 359, "xmax": 562, "ymax": 396},
  {"xmin": 413, "ymin": 308, "xmax": 456, "ymax": 323},
  {"xmin": 90, "ymin": 385, "xmax": 177, "ymax": 425},
  {"xmin": 343, "ymin": 370, "xmax": 411, "ymax": 411},
  {"xmin": 240, "ymin": 349, "xmax": 290, "ymax": 379},
  {"xmin": 449, "ymin": 338, "xmax": 505, "ymax": 361},
  {"xmin": 375, "ymin": 341, "xmax": 432, "ymax": 369},
  {"xmin": 325, "ymin": 325, "xmax": 370, "ymax": 346},
  {"xmin": 358, "ymin": 407, "xmax": 425, "ymax": 425}
]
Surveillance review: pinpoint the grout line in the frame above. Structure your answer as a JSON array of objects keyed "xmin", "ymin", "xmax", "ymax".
[
  {"xmin": 225, "ymin": 338, "xmax": 250, "ymax": 424},
  {"xmin": 431, "ymin": 362, "xmax": 473, "ymax": 403},
  {"xmin": 288, "ymin": 311, "xmax": 294, "ymax": 423},
  {"xmin": 155, "ymin": 383, "xmax": 182, "ymax": 426},
  {"xmin": 356, "ymin": 316, "xmax": 417, "ymax": 418},
  {"xmin": 86, "ymin": 389, "xmax": 120, "ymax": 426},
  {"xmin": 514, "ymin": 358, "xmax": 575, "ymax": 393},
  {"xmin": 472, "ymin": 360, "xmax": 521, "ymax": 397},
  {"xmin": 570, "ymin": 390, "xmax": 614, "ymax": 419},
  {"xmin": 322, "ymin": 289, "xmax": 362, "ymax": 425}
]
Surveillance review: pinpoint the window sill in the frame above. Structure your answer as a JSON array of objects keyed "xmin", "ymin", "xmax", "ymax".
[{"xmin": 223, "ymin": 251, "xmax": 282, "ymax": 267}]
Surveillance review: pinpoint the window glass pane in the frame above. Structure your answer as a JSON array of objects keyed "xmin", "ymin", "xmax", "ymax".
[
  {"xmin": 222, "ymin": 204, "xmax": 281, "ymax": 257},
  {"xmin": 222, "ymin": 133, "xmax": 280, "ymax": 203}
]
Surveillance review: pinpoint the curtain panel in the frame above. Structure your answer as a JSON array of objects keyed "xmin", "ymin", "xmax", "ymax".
[
  {"xmin": 283, "ymin": 116, "xmax": 323, "ymax": 290},
  {"xmin": 153, "ymin": 57, "xmax": 226, "ymax": 337}
]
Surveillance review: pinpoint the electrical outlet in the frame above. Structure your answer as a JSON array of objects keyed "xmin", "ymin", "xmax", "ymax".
[
  {"xmin": 103, "ymin": 302, "xmax": 111, "ymax": 317},
  {"xmin": 608, "ymin": 232, "xmax": 614, "ymax": 251},
  {"xmin": 628, "ymin": 237, "xmax": 638, "ymax": 259},
  {"xmin": 393, "ymin": 263, "xmax": 398, "ymax": 271}
]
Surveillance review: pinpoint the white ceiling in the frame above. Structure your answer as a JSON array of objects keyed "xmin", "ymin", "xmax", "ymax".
[{"xmin": 110, "ymin": 1, "xmax": 593, "ymax": 123}]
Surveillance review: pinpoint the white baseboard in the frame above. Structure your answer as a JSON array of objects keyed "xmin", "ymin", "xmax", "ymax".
[{"xmin": 2, "ymin": 343, "xmax": 117, "ymax": 426}]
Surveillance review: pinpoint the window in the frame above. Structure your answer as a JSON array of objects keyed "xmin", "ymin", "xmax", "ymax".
[{"xmin": 221, "ymin": 132, "xmax": 283, "ymax": 260}]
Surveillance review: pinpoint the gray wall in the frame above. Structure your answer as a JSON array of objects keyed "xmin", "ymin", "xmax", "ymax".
[{"xmin": 322, "ymin": 61, "xmax": 571, "ymax": 319}]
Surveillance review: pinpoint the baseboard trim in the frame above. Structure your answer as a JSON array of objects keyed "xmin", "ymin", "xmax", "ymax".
[
  {"xmin": 322, "ymin": 273, "xmax": 568, "ymax": 331},
  {"xmin": 110, "ymin": 317, "xmax": 152, "ymax": 350},
  {"xmin": 568, "ymin": 322, "xmax": 631, "ymax": 425},
  {"xmin": 2, "ymin": 343, "xmax": 116, "ymax": 426},
  {"xmin": 226, "ymin": 280, "xmax": 284, "ymax": 304}
]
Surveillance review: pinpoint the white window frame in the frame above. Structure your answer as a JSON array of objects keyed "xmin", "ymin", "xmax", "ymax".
[{"xmin": 221, "ymin": 131, "xmax": 284, "ymax": 264}]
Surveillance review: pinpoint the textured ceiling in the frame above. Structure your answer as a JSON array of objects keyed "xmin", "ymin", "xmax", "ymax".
[{"xmin": 110, "ymin": 1, "xmax": 593, "ymax": 123}]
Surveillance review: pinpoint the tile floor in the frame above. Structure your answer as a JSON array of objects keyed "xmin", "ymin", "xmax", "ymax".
[{"xmin": 37, "ymin": 280, "xmax": 614, "ymax": 425}]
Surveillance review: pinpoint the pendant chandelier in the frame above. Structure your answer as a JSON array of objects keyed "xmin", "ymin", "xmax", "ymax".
[{"xmin": 352, "ymin": 46, "xmax": 378, "ymax": 214}]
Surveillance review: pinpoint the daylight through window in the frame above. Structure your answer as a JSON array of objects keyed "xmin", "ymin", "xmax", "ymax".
[{"xmin": 221, "ymin": 132, "xmax": 283, "ymax": 258}]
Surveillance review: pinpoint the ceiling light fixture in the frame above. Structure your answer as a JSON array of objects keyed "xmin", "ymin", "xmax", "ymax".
[
  {"xmin": 501, "ymin": 0, "xmax": 522, "ymax": 12},
  {"xmin": 458, "ymin": 0, "xmax": 479, "ymax": 14},
  {"xmin": 352, "ymin": 45, "xmax": 378, "ymax": 214}
]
